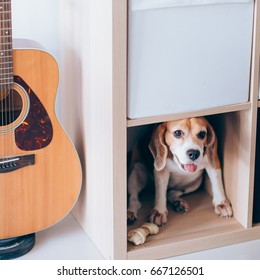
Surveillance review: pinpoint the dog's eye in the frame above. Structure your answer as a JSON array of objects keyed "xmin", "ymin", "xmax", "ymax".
[
  {"xmin": 197, "ymin": 131, "xmax": 206, "ymax": 139},
  {"xmin": 173, "ymin": 130, "xmax": 183, "ymax": 138}
]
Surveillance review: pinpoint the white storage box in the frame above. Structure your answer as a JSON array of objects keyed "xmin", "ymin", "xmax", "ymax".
[{"xmin": 128, "ymin": 0, "xmax": 254, "ymax": 119}]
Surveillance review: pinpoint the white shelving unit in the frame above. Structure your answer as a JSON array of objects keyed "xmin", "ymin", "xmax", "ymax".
[{"xmin": 60, "ymin": 0, "xmax": 260, "ymax": 259}]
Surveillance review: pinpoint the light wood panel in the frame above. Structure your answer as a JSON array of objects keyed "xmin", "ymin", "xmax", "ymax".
[
  {"xmin": 127, "ymin": 103, "xmax": 251, "ymax": 127},
  {"xmin": 112, "ymin": 0, "xmax": 128, "ymax": 259},
  {"xmin": 60, "ymin": 0, "xmax": 260, "ymax": 260},
  {"xmin": 60, "ymin": 0, "xmax": 128, "ymax": 259},
  {"xmin": 61, "ymin": 0, "xmax": 115, "ymax": 259},
  {"xmin": 127, "ymin": 191, "xmax": 260, "ymax": 259},
  {"xmin": 247, "ymin": 0, "xmax": 260, "ymax": 225}
]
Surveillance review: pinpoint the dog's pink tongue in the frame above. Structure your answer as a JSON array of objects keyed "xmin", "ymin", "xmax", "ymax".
[{"xmin": 183, "ymin": 164, "xmax": 197, "ymax": 173}]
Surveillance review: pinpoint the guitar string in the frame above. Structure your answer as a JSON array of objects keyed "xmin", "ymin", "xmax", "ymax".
[
  {"xmin": 7, "ymin": 0, "xmax": 12, "ymax": 163},
  {"xmin": 8, "ymin": 0, "xmax": 13, "ymax": 140},
  {"xmin": 0, "ymin": 2, "xmax": 4, "ymax": 165},
  {"xmin": 6, "ymin": 0, "xmax": 10, "ymax": 161},
  {"xmin": 10, "ymin": 0, "xmax": 14, "ymax": 134},
  {"xmin": 10, "ymin": 0, "xmax": 15, "ymax": 164},
  {"xmin": 1, "ymin": 0, "xmax": 12, "ymax": 165},
  {"xmin": 3, "ymin": 0, "xmax": 7, "ymax": 164},
  {"xmin": 2, "ymin": 1, "xmax": 6, "ymax": 164},
  {"xmin": 2, "ymin": 2, "xmax": 6, "ymax": 130},
  {"xmin": 5, "ymin": 1, "xmax": 9, "ymax": 131}
]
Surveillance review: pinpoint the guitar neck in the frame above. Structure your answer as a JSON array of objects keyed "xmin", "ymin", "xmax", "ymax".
[{"xmin": 0, "ymin": 0, "xmax": 13, "ymax": 90}]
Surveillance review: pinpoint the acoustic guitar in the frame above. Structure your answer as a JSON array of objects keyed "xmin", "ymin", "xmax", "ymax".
[{"xmin": 0, "ymin": 0, "xmax": 82, "ymax": 239}]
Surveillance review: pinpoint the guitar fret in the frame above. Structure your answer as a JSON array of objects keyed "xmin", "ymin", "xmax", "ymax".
[
  {"xmin": 0, "ymin": 68, "xmax": 12, "ymax": 72},
  {"xmin": 0, "ymin": 66, "xmax": 12, "ymax": 69},
  {"xmin": 0, "ymin": 79, "xmax": 12, "ymax": 81},
  {"xmin": 0, "ymin": 82, "xmax": 12, "ymax": 85},
  {"xmin": 0, "ymin": 69, "xmax": 13, "ymax": 77},
  {"xmin": 0, "ymin": 47, "xmax": 11, "ymax": 49},
  {"xmin": 0, "ymin": 36, "xmax": 11, "ymax": 40},
  {"xmin": 0, "ymin": 65, "xmax": 12, "ymax": 67},
  {"xmin": 0, "ymin": 76, "xmax": 13, "ymax": 79},
  {"xmin": 0, "ymin": 78, "xmax": 13, "ymax": 82},
  {"xmin": 0, "ymin": 48, "xmax": 12, "ymax": 52},
  {"xmin": 0, "ymin": 68, "xmax": 13, "ymax": 73},
  {"xmin": 0, "ymin": 28, "xmax": 12, "ymax": 32},
  {"xmin": 0, "ymin": 17, "xmax": 11, "ymax": 21},
  {"xmin": 0, "ymin": 47, "xmax": 12, "ymax": 51},
  {"xmin": 0, "ymin": 75, "xmax": 13, "ymax": 79},
  {"xmin": 0, "ymin": 83, "xmax": 13, "ymax": 88},
  {"xmin": 0, "ymin": 34, "xmax": 11, "ymax": 37},
  {"xmin": 0, "ymin": 83, "xmax": 14, "ymax": 87},
  {"xmin": 0, "ymin": 73, "xmax": 12, "ymax": 77}
]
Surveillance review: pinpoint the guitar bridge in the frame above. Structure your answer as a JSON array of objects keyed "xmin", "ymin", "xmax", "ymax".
[{"xmin": 0, "ymin": 154, "xmax": 35, "ymax": 173}]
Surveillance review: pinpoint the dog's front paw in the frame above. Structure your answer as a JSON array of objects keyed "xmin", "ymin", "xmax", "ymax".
[
  {"xmin": 127, "ymin": 211, "xmax": 137, "ymax": 225},
  {"xmin": 149, "ymin": 209, "xmax": 168, "ymax": 226},
  {"xmin": 171, "ymin": 198, "xmax": 190, "ymax": 213},
  {"xmin": 214, "ymin": 199, "xmax": 233, "ymax": 218}
]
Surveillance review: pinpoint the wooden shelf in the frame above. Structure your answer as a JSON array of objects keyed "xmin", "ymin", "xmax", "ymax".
[
  {"xmin": 127, "ymin": 102, "xmax": 251, "ymax": 127},
  {"xmin": 61, "ymin": 0, "xmax": 260, "ymax": 259},
  {"xmin": 127, "ymin": 191, "xmax": 260, "ymax": 260}
]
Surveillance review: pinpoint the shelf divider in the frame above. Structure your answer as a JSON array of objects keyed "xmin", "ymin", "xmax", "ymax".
[{"xmin": 127, "ymin": 103, "xmax": 251, "ymax": 127}]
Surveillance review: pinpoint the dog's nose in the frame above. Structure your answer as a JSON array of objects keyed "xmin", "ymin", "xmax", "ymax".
[{"xmin": 186, "ymin": 149, "xmax": 200, "ymax": 161}]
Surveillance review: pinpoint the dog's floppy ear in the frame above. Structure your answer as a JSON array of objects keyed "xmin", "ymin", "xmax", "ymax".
[
  {"xmin": 149, "ymin": 123, "xmax": 168, "ymax": 171},
  {"xmin": 205, "ymin": 119, "xmax": 218, "ymax": 168}
]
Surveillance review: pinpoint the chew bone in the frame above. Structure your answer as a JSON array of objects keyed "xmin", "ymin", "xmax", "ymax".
[{"xmin": 127, "ymin": 223, "xmax": 159, "ymax": 245}]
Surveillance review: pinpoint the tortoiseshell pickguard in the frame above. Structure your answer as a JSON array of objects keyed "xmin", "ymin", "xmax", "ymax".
[{"xmin": 14, "ymin": 76, "xmax": 53, "ymax": 151}]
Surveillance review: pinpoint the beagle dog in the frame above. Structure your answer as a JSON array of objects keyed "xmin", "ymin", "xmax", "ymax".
[{"xmin": 127, "ymin": 117, "xmax": 233, "ymax": 226}]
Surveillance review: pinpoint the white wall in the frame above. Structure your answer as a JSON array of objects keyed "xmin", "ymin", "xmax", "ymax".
[
  {"xmin": 11, "ymin": 0, "xmax": 61, "ymax": 116},
  {"xmin": 12, "ymin": 0, "xmax": 60, "ymax": 62}
]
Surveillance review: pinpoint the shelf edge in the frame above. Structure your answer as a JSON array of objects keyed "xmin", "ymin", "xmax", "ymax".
[
  {"xmin": 127, "ymin": 225, "xmax": 260, "ymax": 260},
  {"xmin": 127, "ymin": 102, "xmax": 251, "ymax": 127}
]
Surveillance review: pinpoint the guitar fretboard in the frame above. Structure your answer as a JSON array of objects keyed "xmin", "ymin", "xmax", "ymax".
[{"xmin": 0, "ymin": 0, "xmax": 13, "ymax": 91}]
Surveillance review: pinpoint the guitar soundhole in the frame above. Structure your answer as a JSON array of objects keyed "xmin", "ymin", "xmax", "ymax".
[{"xmin": 0, "ymin": 89, "xmax": 23, "ymax": 126}]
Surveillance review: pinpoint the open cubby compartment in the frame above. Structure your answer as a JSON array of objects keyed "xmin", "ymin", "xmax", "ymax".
[{"xmin": 127, "ymin": 111, "xmax": 254, "ymax": 259}]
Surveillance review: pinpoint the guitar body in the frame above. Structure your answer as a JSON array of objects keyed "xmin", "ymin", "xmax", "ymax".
[{"xmin": 0, "ymin": 47, "xmax": 82, "ymax": 239}]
